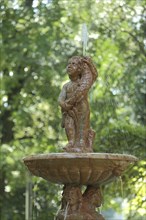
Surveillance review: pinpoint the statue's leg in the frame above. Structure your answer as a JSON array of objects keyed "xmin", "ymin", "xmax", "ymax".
[
  {"xmin": 77, "ymin": 109, "xmax": 90, "ymax": 151},
  {"xmin": 63, "ymin": 115, "xmax": 75, "ymax": 150}
]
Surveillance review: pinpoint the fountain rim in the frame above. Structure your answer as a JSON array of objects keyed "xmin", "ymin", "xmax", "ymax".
[{"xmin": 23, "ymin": 152, "xmax": 138, "ymax": 162}]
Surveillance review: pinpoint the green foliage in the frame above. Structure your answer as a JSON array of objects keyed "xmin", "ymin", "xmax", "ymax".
[
  {"xmin": 1, "ymin": 0, "xmax": 145, "ymax": 219},
  {"xmin": 96, "ymin": 122, "xmax": 146, "ymax": 157}
]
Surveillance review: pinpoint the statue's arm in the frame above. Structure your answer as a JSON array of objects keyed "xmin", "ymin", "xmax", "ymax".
[
  {"xmin": 83, "ymin": 57, "xmax": 98, "ymax": 82},
  {"xmin": 58, "ymin": 83, "xmax": 73, "ymax": 111},
  {"xmin": 65, "ymin": 66, "xmax": 93, "ymax": 105},
  {"xmin": 60, "ymin": 58, "xmax": 98, "ymax": 107},
  {"xmin": 73, "ymin": 59, "xmax": 98, "ymax": 104},
  {"xmin": 58, "ymin": 84, "xmax": 67, "ymax": 107}
]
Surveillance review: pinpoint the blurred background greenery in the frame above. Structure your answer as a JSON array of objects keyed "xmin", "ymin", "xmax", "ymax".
[{"xmin": 0, "ymin": 0, "xmax": 146, "ymax": 219}]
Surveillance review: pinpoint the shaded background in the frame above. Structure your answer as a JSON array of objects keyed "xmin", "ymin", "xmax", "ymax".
[{"xmin": 0, "ymin": 0, "xmax": 146, "ymax": 219}]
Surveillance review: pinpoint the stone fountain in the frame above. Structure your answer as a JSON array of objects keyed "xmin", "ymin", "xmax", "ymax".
[{"xmin": 23, "ymin": 56, "xmax": 137, "ymax": 220}]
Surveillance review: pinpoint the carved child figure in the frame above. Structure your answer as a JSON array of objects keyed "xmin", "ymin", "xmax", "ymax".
[
  {"xmin": 56, "ymin": 185, "xmax": 82, "ymax": 220},
  {"xmin": 57, "ymin": 185, "xmax": 104, "ymax": 220},
  {"xmin": 81, "ymin": 186, "xmax": 104, "ymax": 220},
  {"xmin": 58, "ymin": 56, "xmax": 97, "ymax": 152}
]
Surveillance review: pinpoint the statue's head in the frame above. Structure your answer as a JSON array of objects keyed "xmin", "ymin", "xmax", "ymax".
[
  {"xmin": 83, "ymin": 186, "xmax": 102, "ymax": 207},
  {"xmin": 67, "ymin": 56, "xmax": 83, "ymax": 79},
  {"xmin": 63, "ymin": 185, "xmax": 82, "ymax": 206}
]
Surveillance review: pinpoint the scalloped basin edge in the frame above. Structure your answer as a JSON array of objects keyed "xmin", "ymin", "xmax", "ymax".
[{"xmin": 23, "ymin": 153, "xmax": 138, "ymax": 186}]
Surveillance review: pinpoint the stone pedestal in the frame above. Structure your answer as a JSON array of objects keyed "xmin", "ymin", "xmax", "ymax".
[{"xmin": 23, "ymin": 153, "xmax": 137, "ymax": 220}]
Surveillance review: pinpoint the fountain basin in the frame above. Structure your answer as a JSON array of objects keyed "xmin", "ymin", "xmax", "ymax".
[{"xmin": 23, "ymin": 153, "xmax": 137, "ymax": 186}]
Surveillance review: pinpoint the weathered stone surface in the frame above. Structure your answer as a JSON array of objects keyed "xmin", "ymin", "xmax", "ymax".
[
  {"xmin": 23, "ymin": 56, "xmax": 138, "ymax": 219},
  {"xmin": 23, "ymin": 153, "xmax": 137, "ymax": 185},
  {"xmin": 23, "ymin": 153, "xmax": 137, "ymax": 220},
  {"xmin": 58, "ymin": 56, "xmax": 98, "ymax": 153}
]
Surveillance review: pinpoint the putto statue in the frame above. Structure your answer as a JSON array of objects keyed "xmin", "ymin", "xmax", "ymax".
[
  {"xmin": 58, "ymin": 56, "xmax": 98, "ymax": 153},
  {"xmin": 23, "ymin": 54, "xmax": 137, "ymax": 220}
]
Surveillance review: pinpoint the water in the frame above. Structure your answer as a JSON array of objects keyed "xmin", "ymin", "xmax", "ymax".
[
  {"xmin": 98, "ymin": 204, "xmax": 103, "ymax": 214},
  {"xmin": 55, "ymin": 205, "xmax": 61, "ymax": 220},
  {"xmin": 81, "ymin": 23, "xmax": 88, "ymax": 56},
  {"xmin": 64, "ymin": 202, "xmax": 69, "ymax": 220},
  {"xmin": 119, "ymin": 176, "xmax": 124, "ymax": 198}
]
